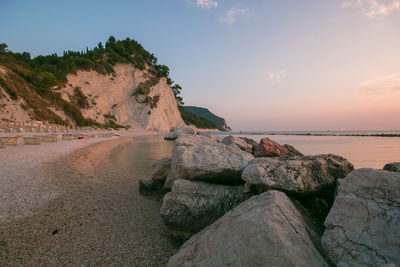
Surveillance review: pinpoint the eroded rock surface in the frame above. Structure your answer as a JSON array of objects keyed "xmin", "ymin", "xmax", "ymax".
[
  {"xmin": 168, "ymin": 190, "xmax": 328, "ymax": 267},
  {"xmin": 221, "ymin": 136, "xmax": 257, "ymax": 154},
  {"xmin": 283, "ymin": 144, "xmax": 304, "ymax": 157},
  {"xmin": 322, "ymin": 168, "xmax": 400, "ymax": 267},
  {"xmin": 151, "ymin": 157, "xmax": 172, "ymax": 180},
  {"xmin": 164, "ymin": 135, "xmax": 254, "ymax": 188},
  {"xmin": 164, "ymin": 126, "xmax": 196, "ymax": 140},
  {"xmin": 242, "ymin": 154, "xmax": 354, "ymax": 194},
  {"xmin": 383, "ymin": 162, "xmax": 400, "ymax": 173},
  {"xmin": 253, "ymin": 137, "xmax": 289, "ymax": 157},
  {"xmin": 160, "ymin": 179, "xmax": 250, "ymax": 239}
]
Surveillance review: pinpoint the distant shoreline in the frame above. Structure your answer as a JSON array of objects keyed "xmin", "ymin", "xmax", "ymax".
[{"xmin": 210, "ymin": 132, "xmax": 400, "ymax": 137}]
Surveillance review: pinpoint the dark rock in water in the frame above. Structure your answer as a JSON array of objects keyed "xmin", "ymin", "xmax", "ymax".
[
  {"xmin": 254, "ymin": 137, "xmax": 289, "ymax": 157},
  {"xmin": 139, "ymin": 179, "xmax": 169, "ymax": 201},
  {"xmin": 160, "ymin": 179, "xmax": 251, "ymax": 239},
  {"xmin": 167, "ymin": 191, "xmax": 329, "ymax": 267},
  {"xmin": 283, "ymin": 144, "xmax": 304, "ymax": 157},
  {"xmin": 383, "ymin": 162, "xmax": 400, "ymax": 172},
  {"xmin": 164, "ymin": 126, "xmax": 196, "ymax": 140},
  {"xmin": 322, "ymin": 168, "xmax": 400, "ymax": 267},
  {"xmin": 221, "ymin": 135, "xmax": 257, "ymax": 154},
  {"xmin": 242, "ymin": 154, "xmax": 354, "ymax": 194},
  {"xmin": 164, "ymin": 135, "xmax": 254, "ymax": 188},
  {"xmin": 151, "ymin": 157, "xmax": 172, "ymax": 181}
]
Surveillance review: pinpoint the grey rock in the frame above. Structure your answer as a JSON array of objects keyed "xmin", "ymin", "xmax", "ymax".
[
  {"xmin": 322, "ymin": 168, "xmax": 400, "ymax": 267},
  {"xmin": 165, "ymin": 135, "xmax": 254, "ymax": 188},
  {"xmin": 168, "ymin": 190, "xmax": 329, "ymax": 267},
  {"xmin": 160, "ymin": 179, "xmax": 250, "ymax": 239},
  {"xmin": 151, "ymin": 157, "xmax": 172, "ymax": 180},
  {"xmin": 164, "ymin": 126, "xmax": 196, "ymax": 140},
  {"xmin": 242, "ymin": 154, "xmax": 354, "ymax": 194},
  {"xmin": 383, "ymin": 162, "xmax": 400, "ymax": 172},
  {"xmin": 283, "ymin": 144, "xmax": 304, "ymax": 157},
  {"xmin": 221, "ymin": 135, "xmax": 257, "ymax": 153},
  {"xmin": 138, "ymin": 179, "xmax": 168, "ymax": 201},
  {"xmin": 202, "ymin": 134, "xmax": 220, "ymax": 142}
]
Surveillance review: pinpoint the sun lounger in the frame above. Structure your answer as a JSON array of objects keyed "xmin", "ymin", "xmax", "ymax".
[
  {"xmin": 62, "ymin": 134, "xmax": 74, "ymax": 140},
  {"xmin": 1, "ymin": 134, "xmax": 24, "ymax": 146},
  {"xmin": 40, "ymin": 135, "xmax": 58, "ymax": 143},
  {"xmin": 23, "ymin": 137, "xmax": 41, "ymax": 145}
]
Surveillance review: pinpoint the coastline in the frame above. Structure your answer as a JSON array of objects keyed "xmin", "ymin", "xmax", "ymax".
[{"xmin": 0, "ymin": 128, "xmax": 178, "ymax": 265}]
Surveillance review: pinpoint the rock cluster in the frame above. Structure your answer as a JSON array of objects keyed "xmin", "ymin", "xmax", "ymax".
[
  {"xmin": 164, "ymin": 126, "xmax": 196, "ymax": 140},
  {"xmin": 383, "ymin": 162, "xmax": 400, "ymax": 172},
  {"xmin": 140, "ymin": 134, "xmax": 398, "ymax": 266}
]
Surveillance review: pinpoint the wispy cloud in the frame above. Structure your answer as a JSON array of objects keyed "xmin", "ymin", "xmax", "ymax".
[
  {"xmin": 219, "ymin": 7, "xmax": 250, "ymax": 25},
  {"xmin": 266, "ymin": 70, "xmax": 287, "ymax": 85},
  {"xmin": 194, "ymin": 0, "xmax": 218, "ymax": 9},
  {"xmin": 341, "ymin": 0, "xmax": 400, "ymax": 18},
  {"xmin": 356, "ymin": 74, "xmax": 400, "ymax": 97}
]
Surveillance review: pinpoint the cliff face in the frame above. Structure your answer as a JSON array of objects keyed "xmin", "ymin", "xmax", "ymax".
[{"xmin": 0, "ymin": 63, "xmax": 184, "ymax": 132}]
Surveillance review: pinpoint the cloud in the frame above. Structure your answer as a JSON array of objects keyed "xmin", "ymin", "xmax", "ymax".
[
  {"xmin": 219, "ymin": 7, "xmax": 250, "ymax": 25},
  {"xmin": 195, "ymin": 0, "xmax": 218, "ymax": 9},
  {"xmin": 341, "ymin": 0, "xmax": 400, "ymax": 18},
  {"xmin": 266, "ymin": 70, "xmax": 287, "ymax": 85},
  {"xmin": 356, "ymin": 74, "xmax": 400, "ymax": 97}
]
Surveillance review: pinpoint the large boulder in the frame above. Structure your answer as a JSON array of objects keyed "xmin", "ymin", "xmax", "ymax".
[
  {"xmin": 221, "ymin": 135, "xmax": 257, "ymax": 154},
  {"xmin": 322, "ymin": 169, "xmax": 400, "ymax": 267},
  {"xmin": 138, "ymin": 179, "xmax": 168, "ymax": 201},
  {"xmin": 242, "ymin": 154, "xmax": 354, "ymax": 194},
  {"xmin": 164, "ymin": 126, "xmax": 196, "ymax": 140},
  {"xmin": 168, "ymin": 190, "xmax": 329, "ymax": 267},
  {"xmin": 383, "ymin": 162, "xmax": 400, "ymax": 172},
  {"xmin": 160, "ymin": 179, "xmax": 250, "ymax": 239},
  {"xmin": 254, "ymin": 137, "xmax": 289, "ymax": 157},
  {"xmin": 283, "ymin": 143, "xmax": 304, "ymax": 157},
  {"xmin": 164, "ymin": 135, "xmax": 254, "ymax": 188},
  {"xmin": 151, "ymin": 157, "xmax": 172, "ymax": 180}
]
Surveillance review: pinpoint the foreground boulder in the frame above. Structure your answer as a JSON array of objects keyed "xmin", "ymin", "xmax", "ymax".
[
  {"xmin": 168, "ymin": 190, "xmax": 328, "ymax": 267},
  {"xmin": 221, "ymin": 135, "xmax": 257, "ymax": 153},
  {"xmin": 253, "ymin": 137, "xmax": 290, "ymax": 157},
  {"xmin": 160, "ymin": 179, "xmax": 250, "ymax": 239},
  {"xmin": 283, "ymin": 143, "xmax": 304, "ymax": 156},
  {"xmin": 151, "ymin": 157, "xmax": 172, "ymax": 180},
  {"xmin": 322, "ymin": 169, "xmax": 400, "ymax": 267},
  {"xmin": 242, "ymin": 154, "xmax": 354, "ymax": 194},
  {"xmin": 165, "ymin": 135, "xmax": 254, "ymax": 188},
  {"xmin": 164, "ymin": 126, "xmax": 196, "ymax": 140},
  {"xmin": 383, "ymin": 162, "xmax": 400, "ymax": 172}
]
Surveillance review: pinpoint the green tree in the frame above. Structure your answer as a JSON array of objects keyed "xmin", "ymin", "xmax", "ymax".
[
  {"xmin": 0, "ymin": 43, "xmax": 8, "ymax": 53},
  {"xmin": 172, "ymin": 84, "xmax": 184, "ymax": 106}
]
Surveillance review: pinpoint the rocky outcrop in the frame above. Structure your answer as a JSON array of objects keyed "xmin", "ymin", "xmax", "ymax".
[
  {"xmin": 164, "ymin": 135, "xmax": 254, "ymax": 188},
  {"xmin": 242, "ymin": 154, "xmax": 354, "ymax": 194},
  {"xmin": 283, "ymin": 144, "xmax": 304, "ymax": 157},
  {"xmin": 322, "ymin": 168, "xmax": 400, "ymax": 267},
  {"xmin": 151, "ymin": 157, "xmax": 172, "ymax": 180},
  {"xmin": 160, "ymin": 179, "xmax": 250, "ymax": 239},
  {"xmin": 221, "ymin": 136, "xmax": 257, "ymax": 154},
  {"xmin": 164, "ymin": 126, "xmax": 196, "ymax": 140},
  {"xmin": 168, "ymin": 190, "xmax": 328, "ymax": 267},
  {"xmin": 202, "ymin": 134, "xmax": 219, "ymax": 142},
  {"xmin": 254, "ymin": 137, "xmax": 289, "ymax": 157},
  {"xmin": 383, "ymin": 162, "xmax": 400, "ymax": 172}
]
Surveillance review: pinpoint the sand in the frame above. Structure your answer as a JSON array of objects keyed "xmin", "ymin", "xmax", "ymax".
[{"xmin": 0, "ymin": 129, "xmax": 179, "ymax": 265}]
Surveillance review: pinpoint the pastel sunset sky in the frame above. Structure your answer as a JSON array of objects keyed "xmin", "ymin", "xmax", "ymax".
[{"xmin": 1, "ymin": 0, "xmax": 399, "ymax": 130}]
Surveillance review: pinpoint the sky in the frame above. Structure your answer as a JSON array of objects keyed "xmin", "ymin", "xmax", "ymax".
[{"xmin": 1, "ymin": 0, "xmax": 400, "ymax": 131}]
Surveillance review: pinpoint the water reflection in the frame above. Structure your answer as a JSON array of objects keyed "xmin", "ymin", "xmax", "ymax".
[{"xmin": 109, "ymin": 135, "xmax": 174, "ymax": 177}]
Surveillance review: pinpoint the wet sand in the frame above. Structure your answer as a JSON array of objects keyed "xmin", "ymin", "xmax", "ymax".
[{"xmin": 0, "ymin": 134, "xmax": 178, "ymax": 265}]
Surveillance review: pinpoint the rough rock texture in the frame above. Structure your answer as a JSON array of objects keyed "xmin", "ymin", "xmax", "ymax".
[
  {"xmin": 151, "ymin": 157, "xmax": 172, "ymax": 180},
  {"xmin": 168, "ymin": 190, "xmax": 328, "ymax": 267},
  {"xmin": 65, "ymin": 64, "xmax": 185, "ymax": 131},
  {"xmin": 383, "ymin": 162, "xmax": 400, "ymax": 172},
  {"xmin": 254, "ymin": 137, "xmax": 289, "ymax": 157},
  {"xmin": 202, "ymin": 134, "xmax": 219, "ymax": 142},
  {"xmin": 242, "ymin": 154, "xmax": 354, "ymax": 194},
  {"xmin": 160, "ymin": 179, "xmax": 250, "ymax": 239},
  {"xmin": 283, "ymin": 144, "xmax": 304, "ymax": 157},
  {"xmin": 164, "ymin": 135, "xmax": 254, "ymax": 188},
  {"xmin": 322, "ymin": 169, "xmax": 400, "ymax": 267},
  {"xmin": 164, "ymin": 126, "xmax": 196, "ymax": 140},
  {"xmin": 221, "ymin": 136, "xmax": 257, "ymax": 154}
]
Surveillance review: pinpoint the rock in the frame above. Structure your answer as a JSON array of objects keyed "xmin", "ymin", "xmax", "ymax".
[
  {"xmin": 221, "ymin": 135, "xmax": 257, "ymax": 153},
  {"xmin": 322, "ymin": 169, "xmax": 400, "ymax": 267},
  {"xmin": 283, "ymin": 144, "xmax": 304, "ymax": 156},
  {"xmin": 164, "ymin": 126, "xmax": 196, "ymax": 140},
  {"xmin": 151, "ymin": 157, "xmax": 172, "ymax": 180},
  {"xmin": 168, "ymin": 190, "xmax": 329, "ymax": 267},
  {"xmin": 242, "ymin": 154, "xmax": 354, "ymax": 194},
  {"xmin": 160, "ymin": 179, "xmax": 250, "ymax": 239},
  {"xmin": 165, "ymin": 135, "xmax": 254, "ymax": 188},
  {"xmin": 139, "ymin": 179, "xmax": 168, "ymax": 201},
  {"xmin": 254, "ymin": 137, "xmax": 289, "ymax": 157},
  {"xmin": 202, "ymin": 134, "xmax": 219, "ymax": 142},
  {"xmin": 383, "ymin": 162, "xmax": 400, "ymax": 172}
]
